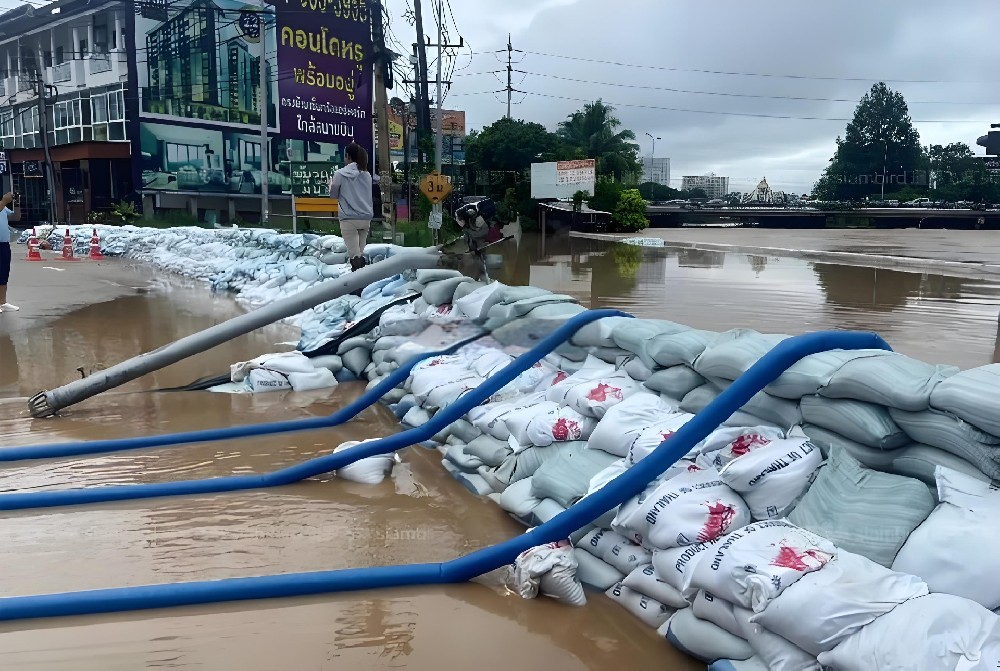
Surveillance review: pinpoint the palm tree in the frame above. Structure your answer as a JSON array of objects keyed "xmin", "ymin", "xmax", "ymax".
[{"xmin": 557, "ymin": 100, "xmax": 642, "ymax": 182}]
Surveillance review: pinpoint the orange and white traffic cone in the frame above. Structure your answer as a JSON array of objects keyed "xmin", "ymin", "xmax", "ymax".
[
  {"xmin": 89, "ymin": 228, "xmax": 103, "ymax": 260},
  {"xmin": 60, "ymin": 228, "xmax": 78, "ymax": 262},
  {"xmin": 26, "ymin": 228, "xmax": 42, "ymax": 261}
]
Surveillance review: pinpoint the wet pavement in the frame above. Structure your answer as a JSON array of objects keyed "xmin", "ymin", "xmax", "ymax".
[{"xmin": 3, "ymin": 229, "xmax": 999, "ymax": 669}]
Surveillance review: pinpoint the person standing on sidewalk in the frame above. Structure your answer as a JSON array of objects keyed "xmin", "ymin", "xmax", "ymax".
[
  {"xmin": 328, "ymin": 143, "xmax": 374, "ymax": 272},
  {"xmin": 0, "ymin": 191, "xmax": 22, "ymax": 314}
]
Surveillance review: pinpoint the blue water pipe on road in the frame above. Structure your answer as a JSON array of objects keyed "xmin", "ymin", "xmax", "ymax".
[
  {"xmin": 0, "ymin": 328, "xmax": 891, "ymax": 622},
  {"xmin": 0, "ymin": 309, "xmax": 632, "ymax": 511},
  {"xmin": 0, "ymin": 332, "xmax": 490, "ymax": 463}
]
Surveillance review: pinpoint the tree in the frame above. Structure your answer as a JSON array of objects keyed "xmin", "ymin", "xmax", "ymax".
[
  {"xmin": 814, "ymin": 83, "xmax": 926, "ymax": 200},
  {"xmin": 587, "ymin": 180, "xmax": 625, "ymax": 213},
  {"xmin": 639, "ymin": 182, "xmax": 682, "ymax": 200},
  {"xmin": 557, "ymin": 100, "xmax": 642, "ymax": 181},
  {"xmin": 464, "ymin": 118, "xmax": 560, "ymax": 173},
  {"xmin": 614, "ymin": 189, "xmax": 649, "ymax": 232}
]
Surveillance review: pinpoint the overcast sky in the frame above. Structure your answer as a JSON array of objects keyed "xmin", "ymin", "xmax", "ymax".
[{"xmin": 382, "ymin": 0, "xmax": 1000, "ymax": 194}]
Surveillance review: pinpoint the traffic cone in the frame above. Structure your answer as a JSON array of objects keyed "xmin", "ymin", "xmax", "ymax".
[
  {"xmin": 60, "ymin": 228, "xmax": 78, "ymax": 262},
  {"xmin": 26, "ymin": 228, "xmax": 42, "ymax": 261},
  {"xmin": 89, "ymin": 228, "xmax": 104, "ymax": 260}
]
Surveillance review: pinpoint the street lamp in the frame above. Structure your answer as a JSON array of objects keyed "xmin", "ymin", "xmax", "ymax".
[{"xmin": 645, "ymin": 132, "xmax": 660, "ymax": 184}]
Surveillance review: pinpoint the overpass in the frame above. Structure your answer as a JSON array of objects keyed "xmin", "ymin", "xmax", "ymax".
[{"xmin": 646, "ymin": 205, "xmax": 1000, "ymax": 230}]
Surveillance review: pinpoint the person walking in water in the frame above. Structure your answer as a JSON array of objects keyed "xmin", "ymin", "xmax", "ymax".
[
  {"xmin": 328, "ymin": 143, "xmax": 374, "ymax": 272},
  {"xmin": 0, "ymin": 191, "xmax": 22, "ymax": 314}
]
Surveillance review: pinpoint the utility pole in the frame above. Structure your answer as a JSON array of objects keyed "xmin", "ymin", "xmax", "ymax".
[
  {"xmin": 506, "ymin": 34, "xmax": 513, "ymax": 119},
  {"xmin": 35, "ymin": 46, "xmax": 56, "ymax": 225},
  {"xmin": 412, "ymin": 0, "xmax": 431, "ymax": 160},
  {"xmin": 371, "ymin": 0, "xmax": 393, "ymax": 238},
  {"xmin": 431, "ymin": 0, "xmax": 444, "ymax": 243},
  {"xmin": 258, "ymin": 13, "xmax": 269, "ymax": 226}
]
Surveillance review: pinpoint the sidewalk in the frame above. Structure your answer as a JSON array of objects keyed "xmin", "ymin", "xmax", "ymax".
[
  {"xmin": 573, "ymin": 228, "xmax": 1000, "ymax": 279},
  {"xmin": 0, "ymin": 250, "xmax": 154, "ymax": 337}
]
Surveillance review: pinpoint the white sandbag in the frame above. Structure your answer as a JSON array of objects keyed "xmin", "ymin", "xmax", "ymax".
[
  {"xmin": 644, "ymin": 366, "xmax": 707, "ymax": 400},
  {"xmin": 816, "ymin": 593, "xmax": 1000, "ymax": 671},
  {"xmin": 699, "ymin": 427, "xmax": 823, "ymax": 520},
  {"xmin": 401, "ymin": 406, "xmax": 431, "ymax": 427},
  {"xmin": 231, "ymin": 351, "xmax": 316, "ymax": 381},
  {"xmin": 285, "ymin": 368, "xmax": 337, "ymax": 391},
  {"xmin": 531, "ymin": 498, "xmax": 566, "ymax": 524},
  {"xmin": 929, "ymin": 363, "xmax": 1000, "ymax": 436},
  {"xmin": 732, "ymin": 606, "xmax": 822, "ymax": 671},
  {"xmin": 708, "ymin": 657, "xmax": 769, "ymax": 671},
  {"xmin": 763, "ymin": 349, "xmax": 889, "ymax": 400},
  {"xmin": 453, "ymin": 280, "xmax": 486, "ymax": 302},
  {"xmin": 463, "ymin": 434, "xmax": 512, "ymax": 468},
  {"xmin": 800, "ymin": 424, "xmax": 897, "ymax": 471},
  {"xmin": 788, "ymin": 448, "xmax": 935, "ymax": 568},
  {"xmin": 444, "ymin": 444, "xmax": 482, "ymax": 472},
  {"xmin": 467, "ymin": 392, "xmax": 547, "ymax": 441},
  {"xmin": 739, "ymin": 391, "xmax": 803, "ymax": 431},
  {"xmin": 413, "ymin": 371, "xmax": 484, "ymax": 410},
  {"xmin": 498, "ymin": 478, "xmax": 542, "ymax": 519},
  {"xmin": 799, "ymin": 395, "xmax": 909, "ymax": 449},
  {"xmin": 623, "ymin": 564, "xmax": 690, "ymax": 609},
  {"xmin": 889, "ymin": 407, "xmax": 1000, "ymax": 478},
  {"xmin": 625, "ymin": 412, "xmax": 698, "ymax": 466},
  {"xmin": 307, "ymin": 354, "xmax": 343, "ymax": 373},
  {"xmin": 513, "ymin": 539, "xmax": 587, "ymax": 607},
  {"xmin": 820, "ymin": 351, "xmax": 959, "ymax": 411},
  {"xmin": 660, "ymin": 608, "xmax": 754, "ymax": 663},
  {"xmin": 610, "ymin": 318, "xmax": 690, "ymax": 370},
  {"xmin": 693, "ymin": 330, "xmax": 790, "ymax": 381},
  {"xmin": 545, "ymin": 356, "xmax": 616, "ymax": 402},
  {"xmin": 341, "ymin": 347, "xmax": 372, "ymax": 378},
  {"xmin": 652, "ymin": 538, "xmax": 728, "ymax": 593},
  {"xmin": 893, "ymin": 467, "xmax": 1000, "ymax": 609},
  {"xmin": 573, "ymin": 548, "xmax": 624, "ymax": 590},
  {"xmin": 529, "ymin": 445, "xmax": 618, "ymax": 507},
  {"xmin": 622, "ymin": 356, "xmax": 653, "ymax": 382},
  {"xmin": 691, "ymin": 590, "xmax": 742, "ymax": 638},
  {"xmin": 449, "ymin": 419, "xmax": 482, "ymax": 445},
  {"xmin": 247, "ymin": 368, "xmax": 291, "ymax": 392},
  {"xmin": 680, "ymin": 383, "xmax": 722, "ymax": 415},
  {"xmin": 333, "ymin": 441, "xmax": 394, "ymax": 484},
  {"xmin": 888, "ymin": 442, "xmax": 989, "ymax": 487},
  {"xmin": 612, "ymin": 467, "xmax": 751, "ymax": 550},
  {"xmin": 751, "ymin": 550, "xmax": 928, "ymax": 656},
  {"xmin": 606, "ymin": 582, "xmax": 673, "ymax": 629},
  {"xmin": 647, "ymin": 329, "xmax": 717, "ymax": 368},
  {"xmin": 524, "ymin": 405, "xmax": 598, "ymax": 447},
  {"xmin": 453, "ymin": 281, "xmax": 505, "ymax": 321},
  {"xmin": 414, "ymin": 268, "xmax": 463, "ymax": 284},
  {"xmin": 470, "ymin": 349, "xmax": 515, "ymax": 377},
  {"xmin": 483, "ymin": 442, "xmax": 581, "ymax": 489},
  {"xmin": 586, "ymin": 391, "xmax": 678, "ymax": 457},
  {"xmin": 684, "ymin": 519, "xmax": 838, "ymax": 612},
  {"xmin": 571, "ymin": 316, "xmax": 635, "ymax": 348},
  {"xmin": 422, "ymin": 276, "xmax": 473, "ymax": 306},
  {"xmin": 578, "ymin": 527, "xmax": 652, "ymax": 575},
  {"xmin": 560, "ymin": 371, "xmax": 643, "ymax": 419}
]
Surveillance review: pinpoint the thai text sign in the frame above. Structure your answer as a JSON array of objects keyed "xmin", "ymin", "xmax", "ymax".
[
  {"xmin": 277, "ymin": 0, "xmax": 373, "ymax": 151},
  {"xmin": 530, "ymin": 159, "xmax": 596, "ymax": 199},
  {"xmin": 290, "ymin": 161, "xmax": 336, "ymax": 196}
]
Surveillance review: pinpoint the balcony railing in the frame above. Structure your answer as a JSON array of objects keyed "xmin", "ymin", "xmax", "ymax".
[
  {"xmin": 17, "ymin": 76, "xmax": 33, "ymax": 93},
  {"xmin": 53, "ymin": 62, "xmax": 72, "ymax": 83},
  {"xmin": 88, "ymin": 53, "xmax": 111, "ymax": 74}
]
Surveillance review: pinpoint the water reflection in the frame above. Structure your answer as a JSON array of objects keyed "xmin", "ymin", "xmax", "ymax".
[{"xmin": 499, "ymin": 232, "xmax": 1000, "ymax": 369}]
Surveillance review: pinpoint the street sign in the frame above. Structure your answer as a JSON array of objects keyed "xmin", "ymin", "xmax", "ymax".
[
  {"xmin": 289, "ymin": 161, "xmax": 336, "ymax": 197},
  {"xmin": 419, "ymin": 170, "xmax": 452, "ymax": 204}
]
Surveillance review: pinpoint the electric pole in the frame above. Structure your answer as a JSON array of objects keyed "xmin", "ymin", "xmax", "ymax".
[
  {"xmin": 506, "ymin": 34, "xmax": 512, "ymax": 119},
  {"xmin": 412, "ymin": 0, "xmax": 431, "ymax": 161},
  {"xmin": 371, "ymin": 0, "xmax": 393, "ymax": 237},
  {"xmin": 258, "ymin": 13, "xmax": 269, "ymax": 226},
  {"xmin": 35, "ymin": 46, "xmax": 57, "ymax": 225}
]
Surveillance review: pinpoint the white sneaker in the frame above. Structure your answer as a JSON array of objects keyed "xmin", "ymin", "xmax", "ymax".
[{"xmin": 0, "ymin": 303, "xmax": 19, "ymax": 312}]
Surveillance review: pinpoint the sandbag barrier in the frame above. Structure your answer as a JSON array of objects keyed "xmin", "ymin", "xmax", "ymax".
[
  {"xmin": 0, "ymin": 309, "xmax": 629, "ymax": 510},
  {"xmin": 0, "ymin": 328, "xmax": 890, "ymax": 621}
]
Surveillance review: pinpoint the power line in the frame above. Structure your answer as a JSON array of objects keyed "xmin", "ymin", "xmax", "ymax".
[
  {"xmin": 515, "ymin": 70, "xmax": 1000, "ymax": 106},
  {"xmin": 519, "ymin": 49, "xmax": 997, "ymax": 85}
]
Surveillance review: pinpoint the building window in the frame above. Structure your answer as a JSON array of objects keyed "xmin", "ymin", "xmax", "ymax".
[
  {"xmin": 1, "ymin": 111, "xmax": 13, "ymax": 138},
  {"xmin": 55, "ymin": 46, "xmax": 64, "ymax": 64},
  {"xmin": 239, "ymin": 139, "xmax": 260, "ymax": 169},
  {"xmin": 91, "ymin": 93, "xmax": 108, "ymax": 123},
  {"xmin": 54, "ymin": 99, "xmax": 82, "ymax": 130},
  {"xmin": 109, "ymin": 88, "xmax": 124, "ymax": 120},
  {"xmin": 165, "ymin": 142, "xmax": 205, "ymax": 170}
]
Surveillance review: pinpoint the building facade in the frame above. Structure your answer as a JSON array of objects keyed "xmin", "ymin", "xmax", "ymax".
[
  {"xmin": 0, "ymin": 0, "xmax": 375, "ymax": 226},
  {"xmin": 681, "ymin": 173, "xmax": 730, "ymax": 200},
  {"xmin": 642, "ymin": 157, "xmax": 670, "ymax": 187}
]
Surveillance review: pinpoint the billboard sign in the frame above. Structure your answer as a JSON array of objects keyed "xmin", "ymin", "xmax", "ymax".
[
  {"xmin": 289, "ymin": 161, "xmax": 336, "ymax": 197},
  {"xmin": 530, "ymin": 159, "xmax": 596, "ymax": 199},
  {"xmin": 975, "ymin": 156, "xmax": 1000, "ymax": 173}
]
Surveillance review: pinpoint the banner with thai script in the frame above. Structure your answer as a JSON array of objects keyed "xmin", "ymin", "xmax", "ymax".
[{"xmin": 277, "ymin": 0, "xmax": 373, "ymax": 152}]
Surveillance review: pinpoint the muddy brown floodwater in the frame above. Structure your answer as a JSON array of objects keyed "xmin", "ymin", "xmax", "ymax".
[{"xmin": 4, "ymin": 230, "xmax": 998, "ymax": 669}]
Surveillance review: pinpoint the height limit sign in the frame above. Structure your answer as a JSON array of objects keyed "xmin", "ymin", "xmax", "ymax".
[{"xmin": 419, "ymin": 170, "xmax": 452, "ymax": 205}]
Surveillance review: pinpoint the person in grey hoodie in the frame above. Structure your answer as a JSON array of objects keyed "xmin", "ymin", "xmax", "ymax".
[{"xmin": 328, "ymin": 142, "xmax": 374, "ymax": 271}]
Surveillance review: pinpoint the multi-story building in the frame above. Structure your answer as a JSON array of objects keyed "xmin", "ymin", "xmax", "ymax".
[
  {"xmin": 681, "ymin": 173, "xmax": 730, "ymax": 200},
  {"xmin": 0, "ymin": 0, "xmax": 132, "ymax": 224},
  {"xmin": 642, "ymin": 157, "xmax": 670, "ymax": 186}
]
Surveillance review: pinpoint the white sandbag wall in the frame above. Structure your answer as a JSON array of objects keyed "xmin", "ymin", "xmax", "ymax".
[{"xmin": 46, "ymin": 226, "xmax": 1000, "ymax": 668}]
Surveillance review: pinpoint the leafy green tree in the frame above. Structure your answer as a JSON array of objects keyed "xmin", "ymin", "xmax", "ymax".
[
  {"xmin": 638, "ymin": 182, "xmax": 682, "ymax": 200},
  {"xmin": 587, "ymin": 180, "xmax": 625, "ymax": 213},
  {"xmin": 557, "ymin": 100, "xmax": 642, "ymax": 181},
  {"xmin": 464, "ymin": 118, "xmax": 560, "ymax": 173},
  {"xmin": 614, "ymin": 189, "xmax": 649, "ymax": 232},
  {"xmin": 814, "ymin": 83, "xmax": 926, "ymax": 200}
]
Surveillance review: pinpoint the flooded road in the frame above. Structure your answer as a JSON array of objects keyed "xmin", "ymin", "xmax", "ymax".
[
  {"xmin": 0, "ymin": 270, "xmax": 696, "ymax": 670},
  {"xmin": 4, "ymin": 231, "xmax": 999, "ymax": 669}
]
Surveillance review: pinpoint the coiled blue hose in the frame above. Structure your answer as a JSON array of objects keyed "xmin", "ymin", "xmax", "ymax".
[
  {"xmin": 0, "ymin": 309, "xmax": 631, "ymax": 511},
  {"xmin": 0, "ymin": 329, "xmax": 891, "ymax": 621}
]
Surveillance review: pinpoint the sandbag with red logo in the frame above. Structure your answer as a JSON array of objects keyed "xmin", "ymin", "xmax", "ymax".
[
  {"xmin": 611, "ymin": 467, "xmax": 751, "ymax": 551},
  {"xmin": 682, "ymin": 519, "xmax": 839, "ymax": 612},
  {"xmin": 562, "ymin": 371, "xmax": 643, "ymax": 419},
  {"xmin": 512, "ymin": 538, "xmax": 587, "ymax": 606},
  {"xmin": 587, "ymin": 391, "xmax": 679, "ymax": 457},
  {"xmin": 524, "ymin": 404, "xmax": 598, "ymax": 447},
  {"xmin": 697, "ymin": 427, "xmax": 824, "ymax": 520}
]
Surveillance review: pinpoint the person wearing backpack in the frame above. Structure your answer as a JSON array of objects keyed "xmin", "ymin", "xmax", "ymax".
[{"xmin": 328, "ymin": 143, "xmax": 373, "ymax": 272}]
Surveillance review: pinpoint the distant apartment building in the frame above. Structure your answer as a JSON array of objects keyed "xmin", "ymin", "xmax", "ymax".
[
  {"xmin": 642, "ymin": 157, "xmax": 670, "ymax": 187},
  {"xmin": 681, "ymin": 173, "xmax": 730, "ymax": 199},
  {"xmin": 0, "ymin": 0, "xmax": 132, "ymax": 224}
]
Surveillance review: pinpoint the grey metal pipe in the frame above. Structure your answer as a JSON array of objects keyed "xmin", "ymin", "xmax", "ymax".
[{"xmin": 28, "ymin": 248, "xmax": 444, "ymax": 418}]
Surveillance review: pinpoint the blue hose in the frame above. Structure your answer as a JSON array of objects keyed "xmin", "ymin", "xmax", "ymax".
[
  {"xmin": 0, "ymin": 332, "xmax": 488, "ymax": 463},
  {"xmin": 0, "ymin": 309, "xmax": 631, "ymax": 511},
  {"xmin": 0, "ymin": 329, "xmax": 890, "ymax": 621}
]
